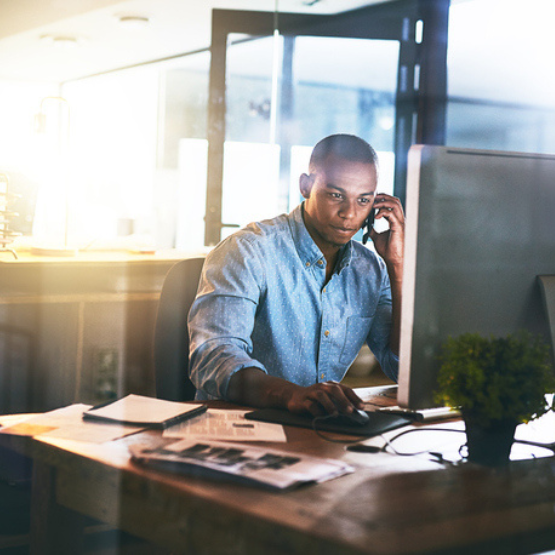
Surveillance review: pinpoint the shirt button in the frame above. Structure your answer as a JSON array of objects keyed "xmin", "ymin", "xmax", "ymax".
[
  {"xmin": 323, "ymin": 287, "xmax": 327, "ymax": 293},
  {"xmin": 305, "ymin": 262, "xmax": 310, "ymax": 267},
  {"xmin": 317, "ymin": 260, "xmax": 324, "ymax": 266},
  {"xmin": 324, "ymin": 330, "xmax": 330, "ymax": 337},
  {"xmin": 321, "ymin": 373, "xmax": 325, "ymax": 380}
]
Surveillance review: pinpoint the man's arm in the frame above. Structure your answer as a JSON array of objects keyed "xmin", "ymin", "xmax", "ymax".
[
  {"xmin": 386, "ymin": 260, "xmax": 403, "ymax": 356},
  {"xmin": 370, "ymin": 193, "xmax": 405, "ymax": 355},
  {"xmin": 227, "ymin": 367, "xmax": 364, "ymax": 417},
  {"xmin": 189, "ymin": 233, "xmax": 363, "ymax": 416},
  {"xmin": 188, "ymin": 234, "xmax": 267, "ymax": 400}
]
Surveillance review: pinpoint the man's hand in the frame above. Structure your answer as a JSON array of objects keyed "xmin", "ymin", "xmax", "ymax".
[
  {"xmin": 370, "ymin": 193, "xmax": 404, "ymax": 278},
  {"xmin": 285, "ymin": 381, "xmax": 364, "ymax": 417},
  {"xmin": 369, "ymin": 193, "xmax": 404, "ymax": 355},
  {"xmin": 227, "ymin": 369, "xmax": 364, "ymax": 417}
]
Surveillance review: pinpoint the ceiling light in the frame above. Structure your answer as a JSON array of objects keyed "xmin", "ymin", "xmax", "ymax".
[
  {"xmin": 40, "ymin": 35, "xmax": 80, "ymax": 49},
  {"xmin": 118, "ymin": 15, "xmax": 150, "ymax": 30},
  {"xmin": 52, "ymin": 36, "xmax": 78, "ymax": 49}
]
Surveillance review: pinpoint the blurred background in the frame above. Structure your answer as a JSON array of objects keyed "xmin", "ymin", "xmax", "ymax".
[{"xmin": 0, "ymin": 0, "xmax": 552, "ymax": 253}]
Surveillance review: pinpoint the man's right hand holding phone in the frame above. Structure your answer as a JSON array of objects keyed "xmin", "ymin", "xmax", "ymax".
[
  {"xmin": 368, "ymin": 193, "xmax": 404, "ymax": 356},
  {"xmin": 369, "ymin": 193, "xmax": 404, "ymax": 274}
]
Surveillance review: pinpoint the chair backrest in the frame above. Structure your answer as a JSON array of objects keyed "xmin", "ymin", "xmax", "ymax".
[{"xmin": 154, "ymin": 257, "xmax": 205, "ymax": 402}]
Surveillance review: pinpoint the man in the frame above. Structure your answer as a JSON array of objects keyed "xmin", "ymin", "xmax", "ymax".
[{"xmin": 189, "ymin": 134, "xmax": 404, "ymax": 417}]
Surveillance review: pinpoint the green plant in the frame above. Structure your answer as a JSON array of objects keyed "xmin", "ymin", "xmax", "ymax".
[{"xmin": 435, "ymin": 331, "xmax": 555, "ymax": 425}]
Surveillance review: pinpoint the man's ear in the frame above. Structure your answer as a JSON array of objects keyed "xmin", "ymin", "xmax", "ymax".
[{"xmin": 299, "ymin": 173, "xmax": 313, "ymax": 200}]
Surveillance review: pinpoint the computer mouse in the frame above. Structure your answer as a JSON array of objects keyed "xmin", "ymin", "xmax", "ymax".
[{"xmin": 331, "ymin": 408, "xmax": 371, "ymax": 427}]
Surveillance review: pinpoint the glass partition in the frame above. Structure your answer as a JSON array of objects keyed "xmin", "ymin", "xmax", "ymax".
[{"xmin": 222, "ymin": 33, "xmax": 399, "ymax": 234}]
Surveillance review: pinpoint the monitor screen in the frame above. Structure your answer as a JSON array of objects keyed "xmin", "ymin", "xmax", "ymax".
[{"xmin": 398, "ymin": 145, "xmax": 555, "ymax": 410}]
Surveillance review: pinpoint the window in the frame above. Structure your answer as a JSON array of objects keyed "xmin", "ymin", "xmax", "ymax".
[
  {"xmin": 60, "ymin": 52, "xmax": 210, "ymax": 250},
  {"xmin": 446, "ymin": 0, "xmax": 555, "ymax": 154}
]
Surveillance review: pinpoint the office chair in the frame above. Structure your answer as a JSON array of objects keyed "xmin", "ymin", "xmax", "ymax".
[{"xmin": 154, "ymin": 257, "xmax": 205, "ymax": 402}]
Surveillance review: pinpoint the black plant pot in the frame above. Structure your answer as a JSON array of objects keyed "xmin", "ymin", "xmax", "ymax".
[{"xmin": 463, "ymin": 414, "xmax": 517, "ymax": 467}]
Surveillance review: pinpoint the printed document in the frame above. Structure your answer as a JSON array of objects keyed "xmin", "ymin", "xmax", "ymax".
[{"xmin": 163, "ymin": 409, "xmax": 287, "ymax": 442}]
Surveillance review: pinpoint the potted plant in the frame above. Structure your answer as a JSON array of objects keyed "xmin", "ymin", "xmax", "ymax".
[{"xmin": 435, "ymin": 331, "xmax": 555, "ymax": 466}]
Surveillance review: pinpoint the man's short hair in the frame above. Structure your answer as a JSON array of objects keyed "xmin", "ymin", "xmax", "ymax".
[{"xmin": 309, "ymin": 134, "xmax": 378, "ymax": 171}]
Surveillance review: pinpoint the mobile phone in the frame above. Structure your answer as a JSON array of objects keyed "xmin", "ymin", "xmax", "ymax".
[{"xmin": 362, "ymin": 208, "xmax": 375, "ymax": 245}]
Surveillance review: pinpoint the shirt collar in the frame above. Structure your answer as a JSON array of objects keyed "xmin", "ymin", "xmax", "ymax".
[{"xmin": 289, "ymin": 203, "xmax": 354, "ymax": 271}]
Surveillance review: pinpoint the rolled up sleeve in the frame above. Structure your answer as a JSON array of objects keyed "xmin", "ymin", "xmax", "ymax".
[{"xmin": 188, "ymin": 234, "xmax": 267, "ymax": 399}]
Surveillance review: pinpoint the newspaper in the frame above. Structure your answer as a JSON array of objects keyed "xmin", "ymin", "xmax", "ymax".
[
  {"xmin": 130, "ymin": 439, "xmax": 354, "ymax": 491},
  {"xmin": 163, "ymin": 409, "xmax": 287, "ymax": 442}
]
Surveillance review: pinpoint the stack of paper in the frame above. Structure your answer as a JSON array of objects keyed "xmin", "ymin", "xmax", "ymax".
[
  {"xmin": 0, "ymin": 395, "xmax": 208, "ymax": 443},
  {"xmin": 0, "ymin": 404, "xmax": 144, "ymax": 443}
]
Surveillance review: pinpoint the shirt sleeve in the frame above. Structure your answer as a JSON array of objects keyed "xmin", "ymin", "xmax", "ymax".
[
  {"xmin": 366, "ymin": 269, "xmax": 399, "ymax": 382},
  {"xmin": 188, "ymin": 233, "xmax": 268, "ymax": 399}
]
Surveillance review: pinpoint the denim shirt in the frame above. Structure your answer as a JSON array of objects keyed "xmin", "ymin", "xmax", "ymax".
[{"xmin": 188, "ymin": 203, "xmax": 398, "ymax": 401}]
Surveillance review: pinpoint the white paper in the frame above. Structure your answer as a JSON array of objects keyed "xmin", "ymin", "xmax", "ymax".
[
  {"xmin": 0, "ymin": 404, "xmax": 144, "ymax": 443},
  {"xmin": 0, "ymin": 414, "xmax": 37, "ymax": 428},
  {"xmin": 163, "ymin": 409, "xmax": 287, "ymax": 442},
  {"xmin": 86, "ymin": 394, "xmax": 204, "ymax": 424}
]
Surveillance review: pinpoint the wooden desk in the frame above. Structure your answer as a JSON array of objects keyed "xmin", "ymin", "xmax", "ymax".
[{"xmin": 4, "ymin": 400, "xmax": 555, "ymax": 555}]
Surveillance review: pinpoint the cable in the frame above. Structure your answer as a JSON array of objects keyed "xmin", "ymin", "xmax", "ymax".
[
  {"xmin": 380, "ymin": 427, "xmax": 555, "ymax": 464},
  {"xmin": 313, "ymin": 417, "xmax": 555, "ymax": 463},
  {"xmin": 379, "ymin": 427, "xmax": 466, "ymax": 457}
]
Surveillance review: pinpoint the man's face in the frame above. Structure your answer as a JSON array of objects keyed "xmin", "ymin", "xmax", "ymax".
[{"xmin": 300, "ymin": 153, "xmax": 377, "ymax": 251}]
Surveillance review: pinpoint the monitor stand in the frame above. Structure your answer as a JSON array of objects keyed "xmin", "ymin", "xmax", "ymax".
[{"xmin": 538, "ymin": 275, "xmax": 555, "ymax": 364}]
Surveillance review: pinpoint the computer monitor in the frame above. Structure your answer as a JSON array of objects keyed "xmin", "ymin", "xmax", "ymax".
[{"xmin": 398, "ymin": 145, "xmax": 555, "ymax": 410}]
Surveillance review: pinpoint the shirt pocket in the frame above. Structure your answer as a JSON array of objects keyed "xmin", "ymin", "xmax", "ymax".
[{"xmin": 339, "ymin": 315, "xmax": 372, "ymax": 366}]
